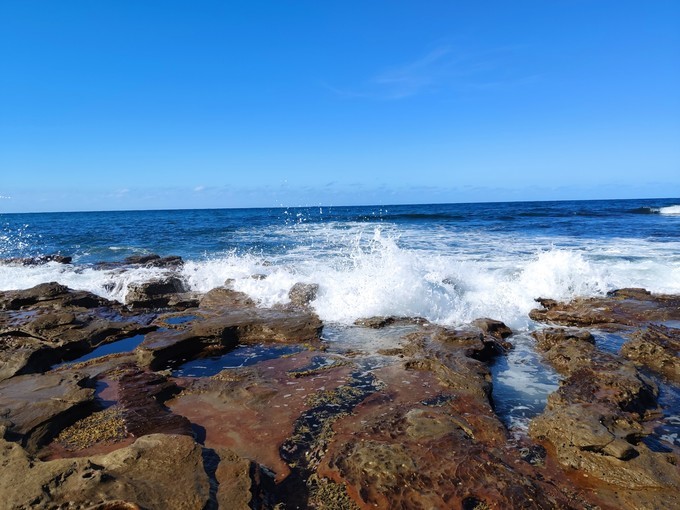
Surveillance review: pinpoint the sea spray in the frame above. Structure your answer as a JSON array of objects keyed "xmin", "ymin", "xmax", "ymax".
[{"xmin": 2, "ymin": 200, "xmax": 680, "ymax": 330}]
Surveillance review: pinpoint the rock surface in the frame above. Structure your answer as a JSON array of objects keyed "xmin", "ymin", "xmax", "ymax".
[
  {"xmin": 125, "ymin": 277, "xmax": 188, "ymax": 309},
  {"xmin": 529, "ymin": 288, "xmax": 680, "ymax": 328},
  {"xmin": 530, "ymin": 323, "xmax": 680, "ymax": 509},
  {"xmin": 288, "ymin": 282, "xmax": 319, "ymax": 308},
  {"xmin": 1, "ymin": 281, "xmax": 679, "ymax": 509},
  {"xmin": 621, "ymin": 324, "xmax": 680, "ymax": 383},
  {"xmin": 0, "ymin": 434, "xmax": 217, "ymax": 510},
  {"xmin": 0, "ymin": 284, "xmax": 154, "ymax": 381},
  {"xmin": 0, "ymin": 371, "xmax": 95, "ymax": 452}
]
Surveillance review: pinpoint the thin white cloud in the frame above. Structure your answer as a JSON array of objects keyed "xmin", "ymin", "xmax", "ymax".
[
  {"xmin": 326, "ymin": 44, "xmax": 538, "ymax": 100},
  {"xmin": 194, "ymin": 185, "xmax": 206, "ymax": 192}
]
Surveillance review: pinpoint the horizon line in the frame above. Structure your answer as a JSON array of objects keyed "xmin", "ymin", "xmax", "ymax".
[{"xmin": 1, "ymin": 196, "xmax": 679, "ymax": 216}]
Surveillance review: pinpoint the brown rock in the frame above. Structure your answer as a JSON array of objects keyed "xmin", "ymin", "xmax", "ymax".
[
  {"xmin": 530, "ymin": 289, "xmax": 680, "ymax": 329},
  {"xmin": 0, "ymin": 434, "xmax": 212, "ymax": 509},
  {"xmin": 471, "ymin": 317, "xmax": 513, "ymax": 339},
  {"xmin": 531, "ymin": 327, "xmax": 596, "ymax": 374},
  {"xmin": 0, "ymin": 371, "xmax": 95, "ymax": 452},
  {"xmin": 0, "ymin": 304, "xmax": 155, "ymax": 380},
  {"xmin": 124, "ymin": 277, "xmax": 188, "ymax": 309},
  {"xmin": 529, "ymin": 313, "xmax": 680, "ymax": 508},
  {"xmin": 0, "ymin": 282, "xmax": 108, "ymax": 311},
  {"xmin": 215, "ymin": 448, "xmax": 257, "ymax": 510},
  {"xmin": 288, "ymin": 282, "xmax": 319, "ymax": 308},
  {"xmin": 137, "ymin": 307, "xmax": 322, "ymax": 370},
  {"xmin": 353, "ymin": 316, "xmax": 427, "ymax": 328},
  {"xmin": 199, "ymin": 287, "xmax": 255, "ymax": 309},
  {"xmin": 115, "ymin": 365, "xmax": 193, "ymax": 438},
  {"xmin": 621, "ymin": 324, "xmax": 680, "ymax": 383}
]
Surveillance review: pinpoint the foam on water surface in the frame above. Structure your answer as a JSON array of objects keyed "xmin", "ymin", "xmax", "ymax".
[{"xmin": 2, "ymin": 225, "xmax": 680, "ymax": 329}]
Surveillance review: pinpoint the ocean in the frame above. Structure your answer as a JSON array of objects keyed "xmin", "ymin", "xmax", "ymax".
[
  {"xmin": 2, "ymin": 198, "xmax": 679, "ymax": 329},
  {"xmin": 2, "ymin": 197, "xmax": 680, "ymax": 435}
]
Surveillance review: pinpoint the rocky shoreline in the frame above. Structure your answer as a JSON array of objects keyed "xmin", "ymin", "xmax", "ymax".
[{"xmin": 1, "ymin": 255, "xmax": 679, "ymax": 509}]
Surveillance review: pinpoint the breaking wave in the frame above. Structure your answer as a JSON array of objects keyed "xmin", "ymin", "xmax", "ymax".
[{"xmin": 2, "ymin": 227, "xmax": 679, "ymax": 330}]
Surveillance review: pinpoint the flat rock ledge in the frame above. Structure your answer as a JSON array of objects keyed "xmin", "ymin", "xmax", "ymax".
[
  {"xmin": 529, "ymin": 289, "xmax": 680, "ymax": 509},
  {"xmin": 0, "ymin": 282, "xmax": 679, "ymax": 509}
]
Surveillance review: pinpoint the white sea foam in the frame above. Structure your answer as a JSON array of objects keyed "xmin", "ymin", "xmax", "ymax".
[
  {"xmin": 2, "ymin": 226, "xmax": 680, "ymax": 330},
  {"xmin": 659, "ymin": 205, "xmax": 680, "ymax": 215}
]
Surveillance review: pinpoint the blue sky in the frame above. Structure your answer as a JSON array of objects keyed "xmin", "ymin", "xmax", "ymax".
[{"xmin": 1, "ymin": 1, "xmax": 679, "ymax": 212}]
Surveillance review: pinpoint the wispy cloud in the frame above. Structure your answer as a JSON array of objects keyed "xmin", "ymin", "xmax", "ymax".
[
  {"xmin": 326, "ymin": 44, "xmax": 538, "ymax": 100},
  {"xmin": 194, "ymin": 185, "xmax": 206, "ymax": 192},
  {"xmin": 0, "ymin": 194, "xmax": 11, "ymax": 199}
]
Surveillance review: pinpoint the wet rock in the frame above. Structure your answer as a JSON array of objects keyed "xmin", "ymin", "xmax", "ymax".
[
  {"xmin": 0, "ymin": 371, "xmax": 95, "ymax": 452},
  {"xmin": 0, "ymin": 434, "xmax": 212, "ymax": 509},
  {"xmin": 531, "ymin": 327, "xmax": 596, "ymax": 374},
  {"xmin": 354, "ymin": 316, "xmax": 428, "ymax": 329},
  {"xmin": 214, "ymin": 448, "xmax": 260, "ymax": 510},
  {"xmin": 607, "ymin": 288, "xmax": 652, "ymax": 299},
  {"xmin": 531, "ymin": 403, "xmax": 680, "ymax": 490},
  {"xmin": 0, "ymin": 282, "xmax": 108, "ymax": 311},
  {"xmin": 0, "ymin": 254, "xmax": 72, "ymax": 266},
  {"xmin": 114, "ymin": 365, "xmax": 193, "ymax": 438},
  {"xmin": 124, "ymin": 277, "xmax": 188, "ymax": 309},
  {"xmin": 529, "ymin": 321, "xmax": 680, "ymax": 507},
  {"xmin": 137, "ymin": 307, "xmax": 322, "ymax": 370},
  {"xmin": 434, "ymin": 327, "xmax": 508, "ymax": 362},
  {"xmin": 319, "ymin": 363, "xmax": 586, "ymax": 510},
  {"xmin": 123, "ymin": 254, "xmax": 184, "ymax": 268},
  {"xmin": 288, "ymin": 282, "xmax": 319, "ymax": 308},
  {"xmin": 471, "ymin": 317, "xmax": 513, "ymax": 339},
  {"xmin": 168, "ymin": 351, "xmax": 355, "ymax": 482},
  {"xmin": 530, "ymin": 288, "xmax": 680, "ymax": 329},
  {"xmin": 0, "ymin": 304, "xmax": 155, "ymax": 380},
  {"xmin": 621, "ymin": 324, "xmax": 680, "ymax": 383},
  {"xmin": 199, "ymin": 287, "xmax": 255, "ymax": 309},
  {"xmin": 165, "ymin": 292, "xmax": 202, "ymax": 310}
]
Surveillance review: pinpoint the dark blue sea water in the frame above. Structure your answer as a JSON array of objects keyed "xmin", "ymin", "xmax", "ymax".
[{"xmin": 1, "ymin": 199, "xmax": 679, "ymax": 264}]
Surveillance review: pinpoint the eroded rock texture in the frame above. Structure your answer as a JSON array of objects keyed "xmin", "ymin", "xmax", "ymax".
[
  {"xmin": 1, "ymin": 280, "xmax": 679, "ymax": 509},
  {"xmin": 529, "ymin": 305, "xmax": 680, "ymax": 509}
]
